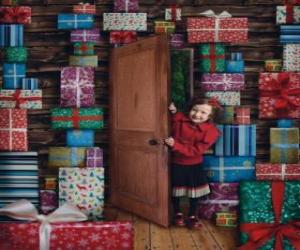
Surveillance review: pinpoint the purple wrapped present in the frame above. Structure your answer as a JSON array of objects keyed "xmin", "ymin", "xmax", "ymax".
[
  {"xmin": 86, "ymin": 147, "xmax": 103, "ymax": 168},
  {"xmin": 170, "ymin": 33, "xmax": 184, "ymax": 49},
  {"xmin": 70, "ymin": 29, "xmax": 100, "ymax": 43},
  {"xmin": 198, "ymin": 183, "xmax": 239, "ymax": 219},
  {"xmin": 60, "ymin": 66, "xmax": 95, "ymax": 108},
  {"xmin": 40, "ymin": 190, "xmax": 58, "ymax": 214},
  {"xmin": 114, "ymin": 0, "xmax": 139, "ymax": 12},
  {"xmin": 201, "ymin": 73, "xmax": 245, "ymax": 91}
]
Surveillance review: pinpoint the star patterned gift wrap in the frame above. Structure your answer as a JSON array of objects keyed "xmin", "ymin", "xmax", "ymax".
[
  {"xmin": 114, "ymin": 0, "xmax": 139, "ymax": 12},
  {"xmin": 283, "ymin": 44, "xmax": 300, "ymax": 71},
  {"xmin": 73, "ymin": 3, "xmax": 96, "ymax": 15},
  {"xmin": 86, "ymin": 147, "xmax": 103, "ymax": 168},
  {"xmin": 57, "ymin": 14, "xmax": 94, "ymax": 30},
  {"xmin": 0, "ymin": 221, "xmax": 134, "ymax": 250},
  {"xmin": 69, "ymin": 55, "xmax": 98, "ymax": 67},
  {"xmin": 198, "ymin": 43, "xmax": 225, "ymax": 73},
  {"xmin": 59, "ymin": 167, "xmax": 105, "ymax": 221},
  {"xmin": 48, "ymin": 147, "xmax": 86, "ymax": 168},
  {"xmin": 201, "ymin": 73, "xmax": 245, "ymax": 91},
  {"xmin": 3, "ymin": 63, "xmax": 26, "ymax": 89},
  {"xmin": 0, "ymin": 6, "xmax": 31, "ymax": 24},
  {"xmin": 276, "ymin": 6, "xmax": 300, "ymax": 24},
  {"xmin": 204, "ymin": 91, "xmax": 240, "ymax": 106},
  {"xmin": 5, "ymin": 47, "xmax": 27, "ymax": 63},
  {"xmin": 0, "ymin": 24, "xmax": 23, "ymax": 47},
  {"xmin": 70, "ymin": 29, "xmax": 100, "ymax": 43},
  {"xmin": 103, "ymin": 13, "xmax": 147, "ymax": 31},
  {"xmin": 256, "ymin": 163, "xmax": 300, "ymax": 181},
  {"xmin": 66, "ymin": 130, "xmax": 95, "ymax": 147}
]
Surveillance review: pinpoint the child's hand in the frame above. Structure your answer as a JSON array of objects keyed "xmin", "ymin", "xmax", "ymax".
[
  {"xmin": 164, "ymin": 137, "xmax": 175, "ymax": 147},
  {"xmin": 169, "ymin": 102, "xmax": 177, "ymax": 114}
]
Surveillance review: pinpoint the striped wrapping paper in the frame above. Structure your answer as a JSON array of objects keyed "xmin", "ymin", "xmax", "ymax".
[
  {"xmin": 0, "ymin": 24, "xmax": 23, "ymax": 47},
  {"xmin": 22, "ymin": 78, "xmax": 39, "ymax": 90}
]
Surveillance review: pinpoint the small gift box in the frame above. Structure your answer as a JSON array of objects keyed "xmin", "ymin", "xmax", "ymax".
[
  {"xmin": 114, "ymin": 0, "xmax": 139, "ymax": 12},
  {"xmin": 69, "ymin": 55, "xmax": 98, "ymax": 67},
  {"xmin": 66, "ymin": 130, "xmax": 95, "ymax": 147},
  {"xmin": 276, "ymin": 5, "xmax": 300, "ymax": 24},
  {"xmin": 264, "ymin": 59, "xmax": 282, "ymax": 72},
  {"xmin": 103, "ymin": 13, "xmax": 147, "ymax": 31},
  {"xmin": 283, "ymin": 44, "xmax": 300, "ymax": 71},
  {"xmin": 40, "ymin": 190, "xmax": 58, "ymax": 214},
  {"xmin": 44, "ymin": 177, "xmax": 57, "ymax": 190},
  {"xmin": 57, "ymin": 14, "xmax": 94, "ymax": 30},
  {"xmin": 22, "ymin": 78, "xmax": 39, "ymax": 90},
  {"xmin": 199, "ymin": 43, "xmax": 225, "ymax": 73},
  {"xmin": 256, "ymin": 163, "xmax": 300, "ymax": 180},
  {"xmin": 73, "ymin": 3, "xmax": 96, "ymax": 15},
  {"xmin": 170, "ymin": 33, "xmax": 184, "ymax": 48},
  {"xmin": 165, "ymin": 7, "xmax": 181, "ymax": 21},
  {"xmin": 225, "ymin": 52, "xmax": 244, "ymax": 73},
  {"xmin": 3, "ymin": 63, "xmax": 26, "ymax": 89},
  {"xmin": 5, "ymin": 47, "xmax": 27, "ymax": 62},
  {"xmin": 216, "ymin": 106, "xmax": 234, "ymax": 124},
  {"xmin": 277, "ymin": 119, "xmax": 293, "ymax": 128},
  {"xmin": 70, "ymin": 29, "xmax": 100, "ymax": 43},
  {"xmin": 235, "ymin": 107, "xmax": 251, "ymax": 124},
  {"xmin": 215, "ymin": 212, "xmax": 237, "ymax": 227},
  {"xmin": 204, "ymin": 91, "xmax": 240, "ymax": 106},
  {"xmin": 74, "ymin": 42, "xmax": 94, "ymax": 55},
  {"xmin": 109, "ymin": 31, "xmax": 137, "ymax": 45},
  {"xmin": 48, "ymin": 147, "xmax": 86, "ymax": 168},
  {"xmin": 154, "ymin": 21, "xmax": 175, "ymax": 34},
  {"xmin": 0, "ymin": 6, "xmax": 31, "ymax": 24},
  {"xmin": 201, "ymin": 73, "xmax": 244, "ymax": 91},
  {"xmin": 0, "ymin": 24, "xmax": 23, "ymax": 47},
  {"xmin": 86, "ymin": 147, "xmax": 103, "ymax": 168}
]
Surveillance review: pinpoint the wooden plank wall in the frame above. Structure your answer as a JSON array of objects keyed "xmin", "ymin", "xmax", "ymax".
[{"xmin": 1, "ymin": 0, "xmax": 298, "ymax": 183}]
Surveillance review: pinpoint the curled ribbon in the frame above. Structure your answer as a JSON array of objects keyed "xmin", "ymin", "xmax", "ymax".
[{"xmin": 0, "ymin": 199, "xmax": 88, "ymax": 250}]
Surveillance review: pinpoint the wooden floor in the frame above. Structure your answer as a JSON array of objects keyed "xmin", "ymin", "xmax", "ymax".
[{"xmin": 105, "ymin": 205, "xmax": 239, "ymax": 250}]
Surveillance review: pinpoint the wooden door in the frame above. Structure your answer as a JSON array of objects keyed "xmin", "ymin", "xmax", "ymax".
[{"xmin": 109, "ymin": 35, "xmax": 170, "ymax": 227}]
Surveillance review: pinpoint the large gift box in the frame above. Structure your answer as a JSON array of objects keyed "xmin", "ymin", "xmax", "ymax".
[
  {"xmin": 204, "ymin": 91, "xmax": 240, "ymax": 106},
  {"xmin": 69, "ymin": 55, "xmax": 98, "ymax": 67},
  {"xmin": 70, "ymin": 29, "xmax": 100, "ymax": 43},
  {"xmin": 59, "ymin": 167, "xmax": 105, "ymax": 220},
  {"xmin": 0, "ymin": 89, "xmax": 42, "ymax": 109},
  {"xmin": 276, "ymin": 6, "xmax": 300, "ymax": 24},
  {"xmin": 215, "ymin": 125, "xmax": 256, "ymax": 156},
  {"xmin": 73, "ymin": 3, "xmax": 96, "ymax": 14},
  {"xmin": 165, "ymin": 7, "xmax": 181, "ymax": 21},
  {"xmin": 0, "ymin": 24, "xmax": 23, "ymax": 47},
  {"xmin": 0, "ymin": 6, "xmax": 31, "ymax": 24},
  {"xmin": 51, "ymin": 108, "xmax": 103, "ymax": 129},
  {"xmin": 256, "ymin": 163, "xmax": 300, "ymax": 181},
  {"xmin": 103, "ymin": 13, "xmax": 147, "ymax": 31},
  {"xmin": 109, "ymin": 31, "xmax": 137, "ymax": 45},
  {"xmin": 61, "ymin": 66, "xmax": 94, "ymax": 108},
  {"xmin": 5, "ymin": 47, "xmax": 27, "ymax": 62},
  {"xmin": 86, "ymin": 147, "xmax": 103, "ymax": 168},
  {"xmin": 74, "ymin": 42, "xmax": 94, "ymax": 55},
  {"xmin": 48, "ymin": 147, "xmax": 86, "ymax": 168},
  {"xmin": 270, "ymin": 128, "xmax": 299, "ymax": 164},
  {"xmin": 203, "ymin": 156, "xmax": 256, "ymax": 182},
  {"xmin": 57, "ymin": 14, "xmax": 94, "ymax": 30},
  {"xmin": 198, "ymin": 43, "xmax": 225, "ymax": 73},
  {"xmin": 3, "ymin": 63, "xmax": 26, "ymax": 89},
  {"xmin": 114, "ymin": 0, "xmax": 139, "ymax": 12},
  {"xmin": 283, "ymin": 44, "xmax": 300, "ymax": 71},
  {"xmin": 66, "ymin": 130, "xmax": 95, "ymax": 147},
  {"xmin": 154, "ymin": 21, "xmax": 175, "ymax": 34},
  {"xmin": 0, "ymin": 109, "xmax": 27, "ymax": 151},
  {"xmin": 201, "ymin": 73, "xmax": 244, "ymax": 91},
  {"xmin": 198, "ymin": 183, "xmax": 239, "ymax": 219},
  {"xmin": 239, "ymin": 181, "xmax": 300, "ymax": 249},
  {"xmin": 259, "ymin": 72, "xmax": 300, "ymax": 119}
]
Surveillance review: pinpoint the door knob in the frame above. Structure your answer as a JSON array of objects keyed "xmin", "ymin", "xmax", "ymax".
[{"xmin": 148, "ymin": 139, "xmax": 160, "ymax": 145}]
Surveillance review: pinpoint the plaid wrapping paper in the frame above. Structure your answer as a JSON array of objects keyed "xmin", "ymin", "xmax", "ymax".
[
  {"xmin": 215, "ymin": 212, "xmax": 237, "ymax": 227},
  {"xmin": 51, "ymin": 108, "xmax": 103, "ymax": 129},
  {"xmin": 154, "ymin": 21, "xmax": 175, "ymax": 34},
  {"xmin": 258, "ymin": 72, "xmax": 300, "ymax": 119},
  {"xmin": 22, "ymin": 78, "xmax": 38, "ymax": 90},
  {"xmin": 0, "ymin": 89, "xmax": 42, "ymax": 109},
  {"xmin": 60, "ymin": 66, "xmax": 95, "ymax": 108},
  {"xmin": 0, "ymin": 6, "xmax": 31, "ymax": 24},
  {"xmin": 3, "ymin": 63, "xmax": 26, "ymax": 89},
  {"xmin": 270, "ymin": 128, "xmax": 299, "ymax": 164},
  {"xmin": 66, "ymin": 130, "xmax": 95, "ymax": 147},
  {"xmin": 40, "ymin": 190, "xmax": 58, "ymax": 214},
  {"xmin": 0, "ymin": 24, "xmax": 23, "ymax": 47},
  {"xmin": 256, "ymin": 163, "xmax": 300, "ymax": 181},
  {"xmin": 109, "ymin": 31, "xmax": 137, "ymax": 45},
  {"xmin": 74, "ymin": 42, "xmax": 94, "ymax": 55},
  {"xmin": 276, "ymin": 6, "xmax": 300, "ymax": 24},
  {"xmin": 5, "ymin": 47, "xmax": 27, "ymax": 62},
  {"xmin": 201, "ymin": 73, "xmax": 244, "ymax": 91},
  {"xmin": 70, "ymin": 29, "xmax": 100, "ymax": 43},
  {"xmin": 0, "ymin": 109, "xmax": 27, "ymax": 151},
  {"xmin": 165, "ymin": 7, "xmax": 181, "ymax": 21},
  {"xmin": 86, "ymin": 147, "xmax": 103, "ymax": 168},
  {"xmin": 57, "ymin": 14, "xmax": 94, "ymax": 30},
  {"xmin": 73, "ymin": 3, "xmax": 96, "ymax": 14},
  {"xmin": 283, "ymin": 44, "xmax": 300, "ymax": 71},
  {"xmin": 235, "ymin": 107, "xmax": 251, "ymax": 124},
  {"xmin": 216, "ymin": 106, "xmax": 234, "ymax": 124},
  {"xmin": 114, "ymin": 0, "xmax": 139, "ymax": 12},
  {"xmin": 103, "ymin": 13, "xmax": 147, "ymax": 31},
  {"xmin": 48, "ymin": 147, "xmax": 86, "ymax": 168},
  {"xmin": 204, "ymin": 91, "xmax": 240, "ymax": 106},
  {"xmin": 59, "ymin": 167, "xmax": 105, "ymax": 220},
  {"xmin": 69, "ymin": 55, "xmax": 98, "ymax": 67},
  {"xmin": 264, "ymin": 59, "xmax": 282, "ymax": 72},
  {"xmin": 199, "ymin": 43, "xmax": 225, "ymax": 73},
  {"xmin": 170, "ymin": 33, "xmax": 184, "ymax": 48}
]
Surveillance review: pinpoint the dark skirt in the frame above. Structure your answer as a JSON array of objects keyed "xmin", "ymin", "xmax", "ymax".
[{"xmin": 171, "ymin": 163, "xmax": 210, "ymax": 198}]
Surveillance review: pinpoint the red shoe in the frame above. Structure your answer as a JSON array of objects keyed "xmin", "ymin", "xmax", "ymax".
[
  {"xmin": 187, "ymin": 216, "xmax": 202, "ymax": 230},
  {"xmin": 173, "ymin": 213, "xmax": 186, "ymax": 227}
]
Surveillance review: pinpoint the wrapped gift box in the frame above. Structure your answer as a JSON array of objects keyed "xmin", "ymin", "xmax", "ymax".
[
  {"xmin": 0, "ymin": 109, "xmax": 27, "ymax": 151},
  {"xmin": 0, "ymin": 221, "xmax": 134, "ymax": 250},
  {"xmin": 114, "ymin": 0, "xmax": 139, "ymax": 12},
  {"xmin": 215, "ymin": 125, "xmax": 256, "ymax": 156},
  {"xmin": 86, "ymin": 147, "xmax": 103, "ymax": 168},
  {"xmin": 69, "ymin": 55, "xmax": 98, "ymax": 67},
  {"xmin": 198, "ymin": 43, "xmax": 225, "ymax": 73},
  {"xmin": 215, "ymin": 212, "xmax": 237, "ymax": 227},
  {"xmin": 187, "ymin": 16, "xmax": 248, "ymax": 43},
  {"xmin": 74, "ymin": 42, "xmax": 94, "ymax": 55},
  {"xmin": 154, "ymin": 21, "xmax": 175, "ymax": 34},
  {"xmin": 22, "ymin": 78, "xmax": 38, "ymax": 90},
  {"xmin": 59, "ymin": 167, "xmax": 105, "ymax": 220},
  {"xmin": 203, "ymin": 156, "xmax": 256, "ymax": 182},
  {"xmin": 201, "ymin": 73, "xmax": 244, "ymax": 91},
  {"xmin": 40, "ymin": 190, "xmax": 58, "ymax": 214},
  {"xmin": 3, "ymin": 63, "xmax": 26, "ymax": 89},
  {"xmin": 216, "ymin": 106, "xmax": 234, "ymax": 124},
  {"xmin": 277, "ymin": 119, "xmax": 293, "ymax": 128},
  {"xmin": 66, "ymin": 130, "xmax": 95, "ymax": 147},
  {"xmin": 5, "ymin": 47, "xmax": 27, "ymax": 62},
  {"xmin": 239, "ymin": 181, "xmax": 300, "ymax": 249},
  {"xmin": 280, "ymin": 34, "xmax": 300, "ymax": 43},
  {"xmin": 264, "ymin": 59, "xmax": 282, "ymax": 72},
  {"xmin": 0, "ymin": 6, "xmax": 31, "ymax": 24},
  {"xmin": 259, "ymin": 72, "xmax": 300, "ymax": 119},
  {"xmin": 256, "ymin": 163, "xmax": 300, "ymax": 181},
  {"xmin": 0, "ymin": 89, "xmax": 42, "ymax": 109},
  {"xmin": 1, "ymin": 0, "xmax": 18, "ymax": 5},
  {"xmin": 109, "ymin": 31, "xmax": 137, "ymax": 45},
  {"xmin": 0, "ymin": 24, "xmax": 23, "ymax": 47},
  {"xmin": 44, "ymin": 176, "xmax": 57, "ymax": 190},
  {"xmin": 198, "ymin": 183, "xmax": 239, "ymax": 219},
  {"xmin": 235, "ymin": 107, "xmax": 250, "ymax": 124},
  {"xmin": 270, "ymin": 128, "xmax": 299, "ymax": 164},
  {"xmin": 103, "ymin": 13, "xmax": 147, "ymax": 31},
  {"xmin": 70, "ymin": 29, "xmax": 100, "ymax": 43},
  {"xmin": 280, "ymin": 25, "xmax": 300, "ymax": 34},
  {"xmin": 60, "ymin": 66, "xmax": 94, "ymax": 108},
  {"xmin": 204, "ymin": 91, "xmax": 240, "ymax": 106},
  {"xmin": 225, "ymin": 52, "xmax": 244, "ymax": 73},
  {"xmin": 276, "ymin": 6, "xmax": 300, "ymax": 24},
  {"xmin": 283, "ymin": 44, "xmax": 300, "ymax": 71},
  {"xmin": 165, "ymin": 7, "xmax": 181, "ymax": 21},
  {"xmin": 48, "ymin": 147, "xmax": 86, "ymax": 168},
  {"xmin": 57, "ymin": 14, "xmax": 94, "ymax": 30},
  {"xmin": 170, "ymin": 33, "xmax": 184, "ymax": 48},
  {"xmin": 73, "ymin": 3, "xmax": 96, "ymax": 14}
]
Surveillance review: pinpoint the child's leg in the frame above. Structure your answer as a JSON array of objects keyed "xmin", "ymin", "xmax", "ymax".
[
  {"xmin": 172, "ymin": 196, "xmax": 181, "ymax": 214},
  {"xmin": 188, "ymin": 198, "xmax": 199, "ymax": 216}
]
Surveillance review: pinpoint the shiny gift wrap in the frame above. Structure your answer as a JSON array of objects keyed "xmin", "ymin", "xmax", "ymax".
[
  {"xmin": 201, "ymin": 73, "xmax": 244, "ymax": 91},
  {"xmin": 0, "ymin": 6, "xmax": 31, "ymax": 24},
  {"xmin": 256, "ymin": 163, "xmax": 300, "ymax": 181},
  {"xmin": 198, "ymin": 43, "xmax": 225, "ymax": 73},
  {"xmin": 5, "ymin": 47, "xmax": 27, "ymax": 62},
  {"xmin": 48, "ymin": 147, "xmax": 86, "ymax": 168}
]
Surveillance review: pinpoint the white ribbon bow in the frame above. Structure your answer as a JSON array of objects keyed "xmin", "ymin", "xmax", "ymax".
[
  {"xmin": 199, "ymin": 10, "xmax": 232, "ymax": 18},
  {"xmin": 0, "ymin": 199, "xmax": 88, "ymax": 250}
]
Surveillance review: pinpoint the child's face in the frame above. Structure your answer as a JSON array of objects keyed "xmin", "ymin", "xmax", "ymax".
[{"xmin": 189, "ymin": 104, "xmax": 212, "ymax": 124}]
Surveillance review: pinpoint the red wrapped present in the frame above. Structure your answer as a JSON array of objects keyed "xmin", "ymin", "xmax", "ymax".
[
  {"xmin": 0, "ymin": 109, "xmax": 27, "ymax": 151},
  {"xmin": 235, "ymin": 107, "xmax": 251, "ymax": 124},
  {"xmin": 110, "ymin": 31, "xmax": 137, "ymax": 45},
  {"xmin": 73, "ymin": 3, "xmax": 96, "ymax": 15},
  {"xmin": 256, "ymin": 163, "xmax": 300, "ymax": 181},
  {"xmin": 259, "ymin": 72, "xmax": 300, "ymax": 119},
  {"xmin": 187, "ymin": 10, "xmax": 248, "ymax": 43},
  {"xmin": 0, "ymin": 6, "xmax": 31, "ymax": 24}
]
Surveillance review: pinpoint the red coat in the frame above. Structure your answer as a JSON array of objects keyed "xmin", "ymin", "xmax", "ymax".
[{"xmin": 171, "ymin": 112, "xmax": 221, "ymax": 165}]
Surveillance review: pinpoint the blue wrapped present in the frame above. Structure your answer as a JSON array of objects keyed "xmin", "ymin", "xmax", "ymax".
[
  {"xmin": 280, "ymin": 35, "xmax": 300, "ymax": 43},
  {"xmin": 225, "ymin": 53, "xmax": 244, "ymax": 73},
  {"xmin": 22, "ymin": 78, "xmax": 39, "ymax": 90},
  {"xmin": 214, "ymin": 125, "xmax": 256, "ymax": 156},
  {"xmin": 57, "ymin": 14, "xmax": 94, "ymax": 30},
  {"xmin": 3, "ymin": 63, "xmax": 26, "ymax": 89},
  {"xmin": 280, "ymin": 25, "xmax": 300, "ymax": 35},
  {"xmin": 277, "ymin": 119, "xmax": 293, "ymax": 128},
  {"xmin": 203, "ymin": 156, "xmax": 255, "ymax": 182},
  {"xmin": 0, "ymin": 24, "xmax": 23, "ymax": 47},
  {"xmin": 66, "ymin": 130, "xmax": 95, "ymax": 147}
]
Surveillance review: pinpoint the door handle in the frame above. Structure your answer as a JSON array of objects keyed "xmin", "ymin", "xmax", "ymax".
[{"xmin": 148, "ymin": 139, "xmax": 161, "ymax": 146}]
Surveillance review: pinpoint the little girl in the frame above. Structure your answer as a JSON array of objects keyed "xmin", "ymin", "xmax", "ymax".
[{"xmin": 164, "ymin": 98, "xmax": 221, "ymax": 229}]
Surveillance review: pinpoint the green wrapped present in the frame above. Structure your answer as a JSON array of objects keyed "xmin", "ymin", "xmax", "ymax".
[
  {"xmin": 69, "ymin": 55, "xmax": 98, "ymax": 67},
  {"xmin": 51, "ymin": 108, "xmax": 103, "ymax": 129},
  {"xmin": 5, "ymin": 47, "xmax": 27, "ymax": 63},
  {"xmin": 239, "ymin": 181, "xmax": 300, "ymax": 249},
  {"xmin": 74, "ymin": 42, "xmax": 95, "ymax": 56},
  {"xmin": 216, "ymin": 106, "xmax": 234, "ymax": 124},
  {"xmin": 199, "ymin": 43, "xmax": 225, "ymax": 73},
  {"xmin": 48, "ymin": 147, "xmax": 86, "ymax": 168}
]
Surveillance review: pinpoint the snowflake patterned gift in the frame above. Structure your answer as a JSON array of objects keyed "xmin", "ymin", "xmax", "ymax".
[
  {"xmin": 0, "ymin": 109, "xmax": 27, "ymax": 151},
  {"xmin": 0, "ymin": 6, "xmax": 31, "ymax": 24},
  {"xmin": 256, "ymin": 163, "xmax": 300, "ymax": 181},
  {"xmin": 204, "ymin": 91, "xmax": 240, "ymax": 106},
  {"xmin": 59, "ymin": 167, "xmax": 105, "ymax": 220},
  {"xmin": 276, "ymin": 6, "xmax": 300, "ymax": 24},
  {"xmin": 201, "ymin": 73, "xmax": 244, "ymax": 91},
  {"xmin": 70, "ymin": 29, "xmax": 100, "ymax": 43},
  {"xmin": 283, "ymin": 44, "xmax": 300, "ymax": 71},
  {"xmin": 114, "ymin": 0, "xmax": 139, "ymax": 12},
  {"xmin": 103, "ymin": 13, "xmax": 147, "ymax": 31},
  {"xmin": 258, "ymin": 72, "xmax": 300, "ymax": 119}
]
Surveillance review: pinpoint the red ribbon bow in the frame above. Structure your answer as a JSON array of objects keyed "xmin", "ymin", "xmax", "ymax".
[
  {"xmin": 110, "ymin": 31, "xmax": 137, "ymax": 44},
  {"xmin": 0, "ymin": 7, "xmax": 31, "ymax": 24},
  {"xmin": 201, "ymin": 44, "xmax": 225, "ymax": 72},
  {"xmin": 208, "ymin": 97, "xmax": 222, "ymax": 109},
  {"xmin": 170, "ymin": 4, "xmax": 178, "ymax": 22},
  {"xmin": 1, "ymin": 89, "xmax": 41, "ymax": 108},
  {"xmin": 239, "ymin": 182, "xmax": 300, "ymax": 250}
]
